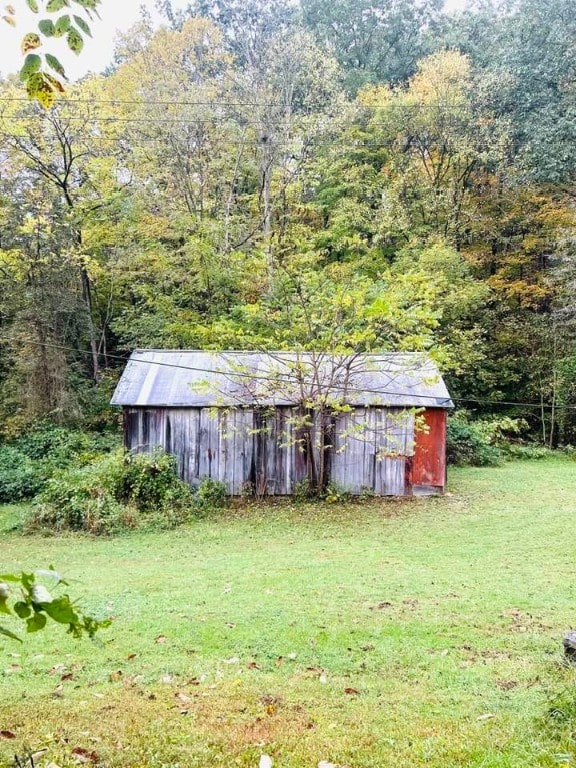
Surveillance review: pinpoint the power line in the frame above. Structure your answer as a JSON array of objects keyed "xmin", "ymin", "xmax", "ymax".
[
  {"xmin": 0, "ymin": 115, "xmax": 298, "ymax": 127},
  {"xmin": 0, "ymin": 97, "xmax": 478, "ymax": 111},
  {"xmin": 0, "ymin": 98, "xmax": 296, "ymax": 108},
  {"xmin": 0, "ymin": 334, "xmax": 570, "ymax": 411}
]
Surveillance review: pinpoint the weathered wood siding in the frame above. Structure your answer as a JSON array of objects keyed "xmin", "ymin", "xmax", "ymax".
[
  {"xmin": 330, "ymin": 408, "xmax": 415, "ymax": 495},
  {"xmin": 123, "ymin": 406, "xmax": 444, "ymax": 496}
]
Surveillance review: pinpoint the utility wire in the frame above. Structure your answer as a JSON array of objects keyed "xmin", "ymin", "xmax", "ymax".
[
  {"xmin": 0, "ymin": 116, "xmax": 299, "ymax": 126},
  {"xmin": 0, "ymin": 97, "xmax": 478, "ymax": 109},
  {"xmin": 0, "ymin": 98, "xmax": 298, "ymax": 107},
  {"xmin": 0, "ymin": 334, "xmax": 570, "ymax": 411}
]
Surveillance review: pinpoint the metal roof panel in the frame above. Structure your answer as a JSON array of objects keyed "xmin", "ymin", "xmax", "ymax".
[{"xmin": 110, "ymin": 350, "xmax": 454, "ymax": 408}]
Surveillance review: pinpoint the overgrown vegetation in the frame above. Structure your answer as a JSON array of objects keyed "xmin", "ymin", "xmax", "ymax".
[
  {"xmin": 446, "ymin": 413, "xmax": 550, "ymax": 467},
  {"xmin": 0, "ymin": 423, "xmax": 120, "ymax": 504},
  {"xmin": 27, "ymin": 450, "xmax": 200, "ymax": 535}
]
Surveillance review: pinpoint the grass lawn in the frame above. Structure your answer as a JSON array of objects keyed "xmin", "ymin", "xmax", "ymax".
[{"xmin": 2, "ymin": 458, "xmax": 576, "ymax": 767}]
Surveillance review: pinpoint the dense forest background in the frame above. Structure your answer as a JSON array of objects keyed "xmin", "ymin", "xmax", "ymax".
[{"xmin": 1, "ymin": 0, "xmax": 576, "ymax": 449}]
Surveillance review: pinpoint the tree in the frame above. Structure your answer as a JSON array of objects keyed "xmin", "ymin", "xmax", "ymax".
[
  {"xmin": 302, "ymin": 0, "xmax": 443, "ymax": 92},
  {"xmin": 441, "ymin": 0, "xmax": 576, "ymax": 188}
]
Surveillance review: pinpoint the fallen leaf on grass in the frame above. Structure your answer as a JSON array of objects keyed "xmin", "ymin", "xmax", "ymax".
[
  {"xmin": 0, "ymin": 731, "xmax": 16, "ymax": 739},
  {"xmin": 175, "ymin": 692, "xmax": 192, "ymax": 704},
  {"xmin": 72, "ymin": 747, "xmax": 99, "ymax": 763},
  {"xmin": 344, "ymin": 687, "xmax": 359, "ymax": 695},
  {"xmin": 497, "ymin": 679, "xmax": 518, "ymax": 691},
  {"xmin": 127, "ymin": 654, "xmax": 137, "ymax": 662},
  {"xmin": 61, "ymin": 672, "xmax": 75, "ymax": 682},
  {"xmin": 260, "ymin": 694, "xmax": 282, "ymax": 706},
  {"xmin": 109, "ymin": 670, "xmax": 123, "ymax": 682},
  {"xmin": 247, "ymin": 661, "xmax": 260, "ymax": 670},
  {"xmin": 371, "ymin": 601, "xmax": 393, "ymax": 610}
]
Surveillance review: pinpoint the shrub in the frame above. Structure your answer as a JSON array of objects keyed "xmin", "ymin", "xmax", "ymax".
[
  {"xmin": 0, "ymin": 423, "xmax": 122, "ymax": 503},
  {"xmin": 447, "ymin": 417, "xmax": 502, "ymax": 467},
  {"xmin": 323, "ymin": 483, "xmax": 353, "ymax": 503},
  {"xmin": 12, "ymin": 424, "xmax": 91, "ymax": 464},
  {"xmin": 196, "ymin": 478, "xmax": 228, "ymax": 511},
  {"xmin": 13, "ymin": 423, "xmax": 121, "ymax": 470},
  {"xmin": 0, "ymin": 446, "xmax": 43, "ymax": 502},
  {"xmin": 500, "ymin": 443, "xmax": 551, "ymax": 461},
  {"xmin": 447, "ymin": 413, "xmax": 538, "ymax": 467},
  {"xmin": 27, "ymin": 449, "xmax": 194, "ymax": 535}
]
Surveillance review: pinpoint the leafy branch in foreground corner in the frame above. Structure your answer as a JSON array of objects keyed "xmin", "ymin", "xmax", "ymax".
[
  {"xmin": 3, "ymin": 0, "xmax": 102, "ymax": 107},
  {"xmin": 0, "ymin": 568, "xmax": 110, "ymax": 643}
]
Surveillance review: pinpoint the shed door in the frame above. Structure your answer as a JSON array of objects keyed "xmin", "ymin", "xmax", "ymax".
[{"xmin": 411, "ymin": 409, "xmax": 447, "ymax": 489}]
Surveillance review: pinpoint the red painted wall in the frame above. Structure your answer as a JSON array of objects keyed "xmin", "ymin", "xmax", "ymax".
[{"xmin": 410, "ymin": 409, "xmax": 447, "ymax": 489}]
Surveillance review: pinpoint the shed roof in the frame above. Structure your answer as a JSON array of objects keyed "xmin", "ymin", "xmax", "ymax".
[{"xmin": 111, "ymin": 350, "xmax": 454, "ymax": 409}]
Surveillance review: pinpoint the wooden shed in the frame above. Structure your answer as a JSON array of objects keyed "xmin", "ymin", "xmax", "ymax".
[{"xmin": 111, "ymin": 350, "xmax": 454, "ymax": 496}]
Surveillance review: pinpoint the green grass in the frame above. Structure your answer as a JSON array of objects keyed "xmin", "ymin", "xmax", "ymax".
[{"xmin": 2, "ymin": 458, "xmax": 576, "ymax": 767}]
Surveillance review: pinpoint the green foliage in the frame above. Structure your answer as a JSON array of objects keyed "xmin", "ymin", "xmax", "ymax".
[
  {"xmin": 0, "ymin": 424, "xmax": 121, "ymax": 504},
  {"xmin": 0, "ymin": 447, "xmax": 43, "ymax": 503},
  {"xmin": 500, "ymin": 442, "xmax": 551, "ymax": 461},
  {"xmin": 2, "ymin": 0, "xmax": 102, "ymax": 105},
  {"xmin": 27, "ymin": 449, "xmax": 194, "ymax": 534},
  {"xmin": 446, "ymin": 415, "xmax": 504, "ymax": 467},
  {"xmin": 292, "ymin": 478, "xmax": 313, "ymax": 501},
  {"xmin": 302, "ymin": 0, "xmax": 442, "ymax": 92},
  {"xmin": 195, "ymin": 477, "xmax": 228, "ymax": 510},
  {"xmin": 447, "ymin": 414, "xmax": 533, "ymax": 467},
  {"xmin": 11, "ymin": 422, "xmax": 114, "ymax": 464},
  {"xmin": 0, "ymin": 567, "xmax": 109, "ymax": 643},
  {"xmin": 322, "ymin": 482, "xmax": 353, "ymax": 503}
]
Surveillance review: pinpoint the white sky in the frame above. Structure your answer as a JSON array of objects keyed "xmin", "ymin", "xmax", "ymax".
[{"xmin": 0, "ymin": 0, "xmax": 468, "ymax": 81}]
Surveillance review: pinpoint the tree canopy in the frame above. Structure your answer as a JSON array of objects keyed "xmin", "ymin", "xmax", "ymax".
[{"xmin": 1, "ymin": 0, "xmax": 575, "ymax": 447}]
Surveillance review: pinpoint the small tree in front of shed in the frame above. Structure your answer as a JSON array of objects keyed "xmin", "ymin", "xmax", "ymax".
[{"xmin": 201, "ymin": 256, "xmax": 439, "ymax": 495}]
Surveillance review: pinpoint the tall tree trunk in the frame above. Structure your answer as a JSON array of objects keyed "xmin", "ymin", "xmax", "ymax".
[
  {"xmin": 67, "ymin": 202, "xmax": 100, "ymax": 383},
  {"xmin": 80, "ymin": 263, "xmax": 100, "ymax": 382},
  {"xmin": 260, "ymin": 136, "xmax": 274, "ymax": 277}
]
